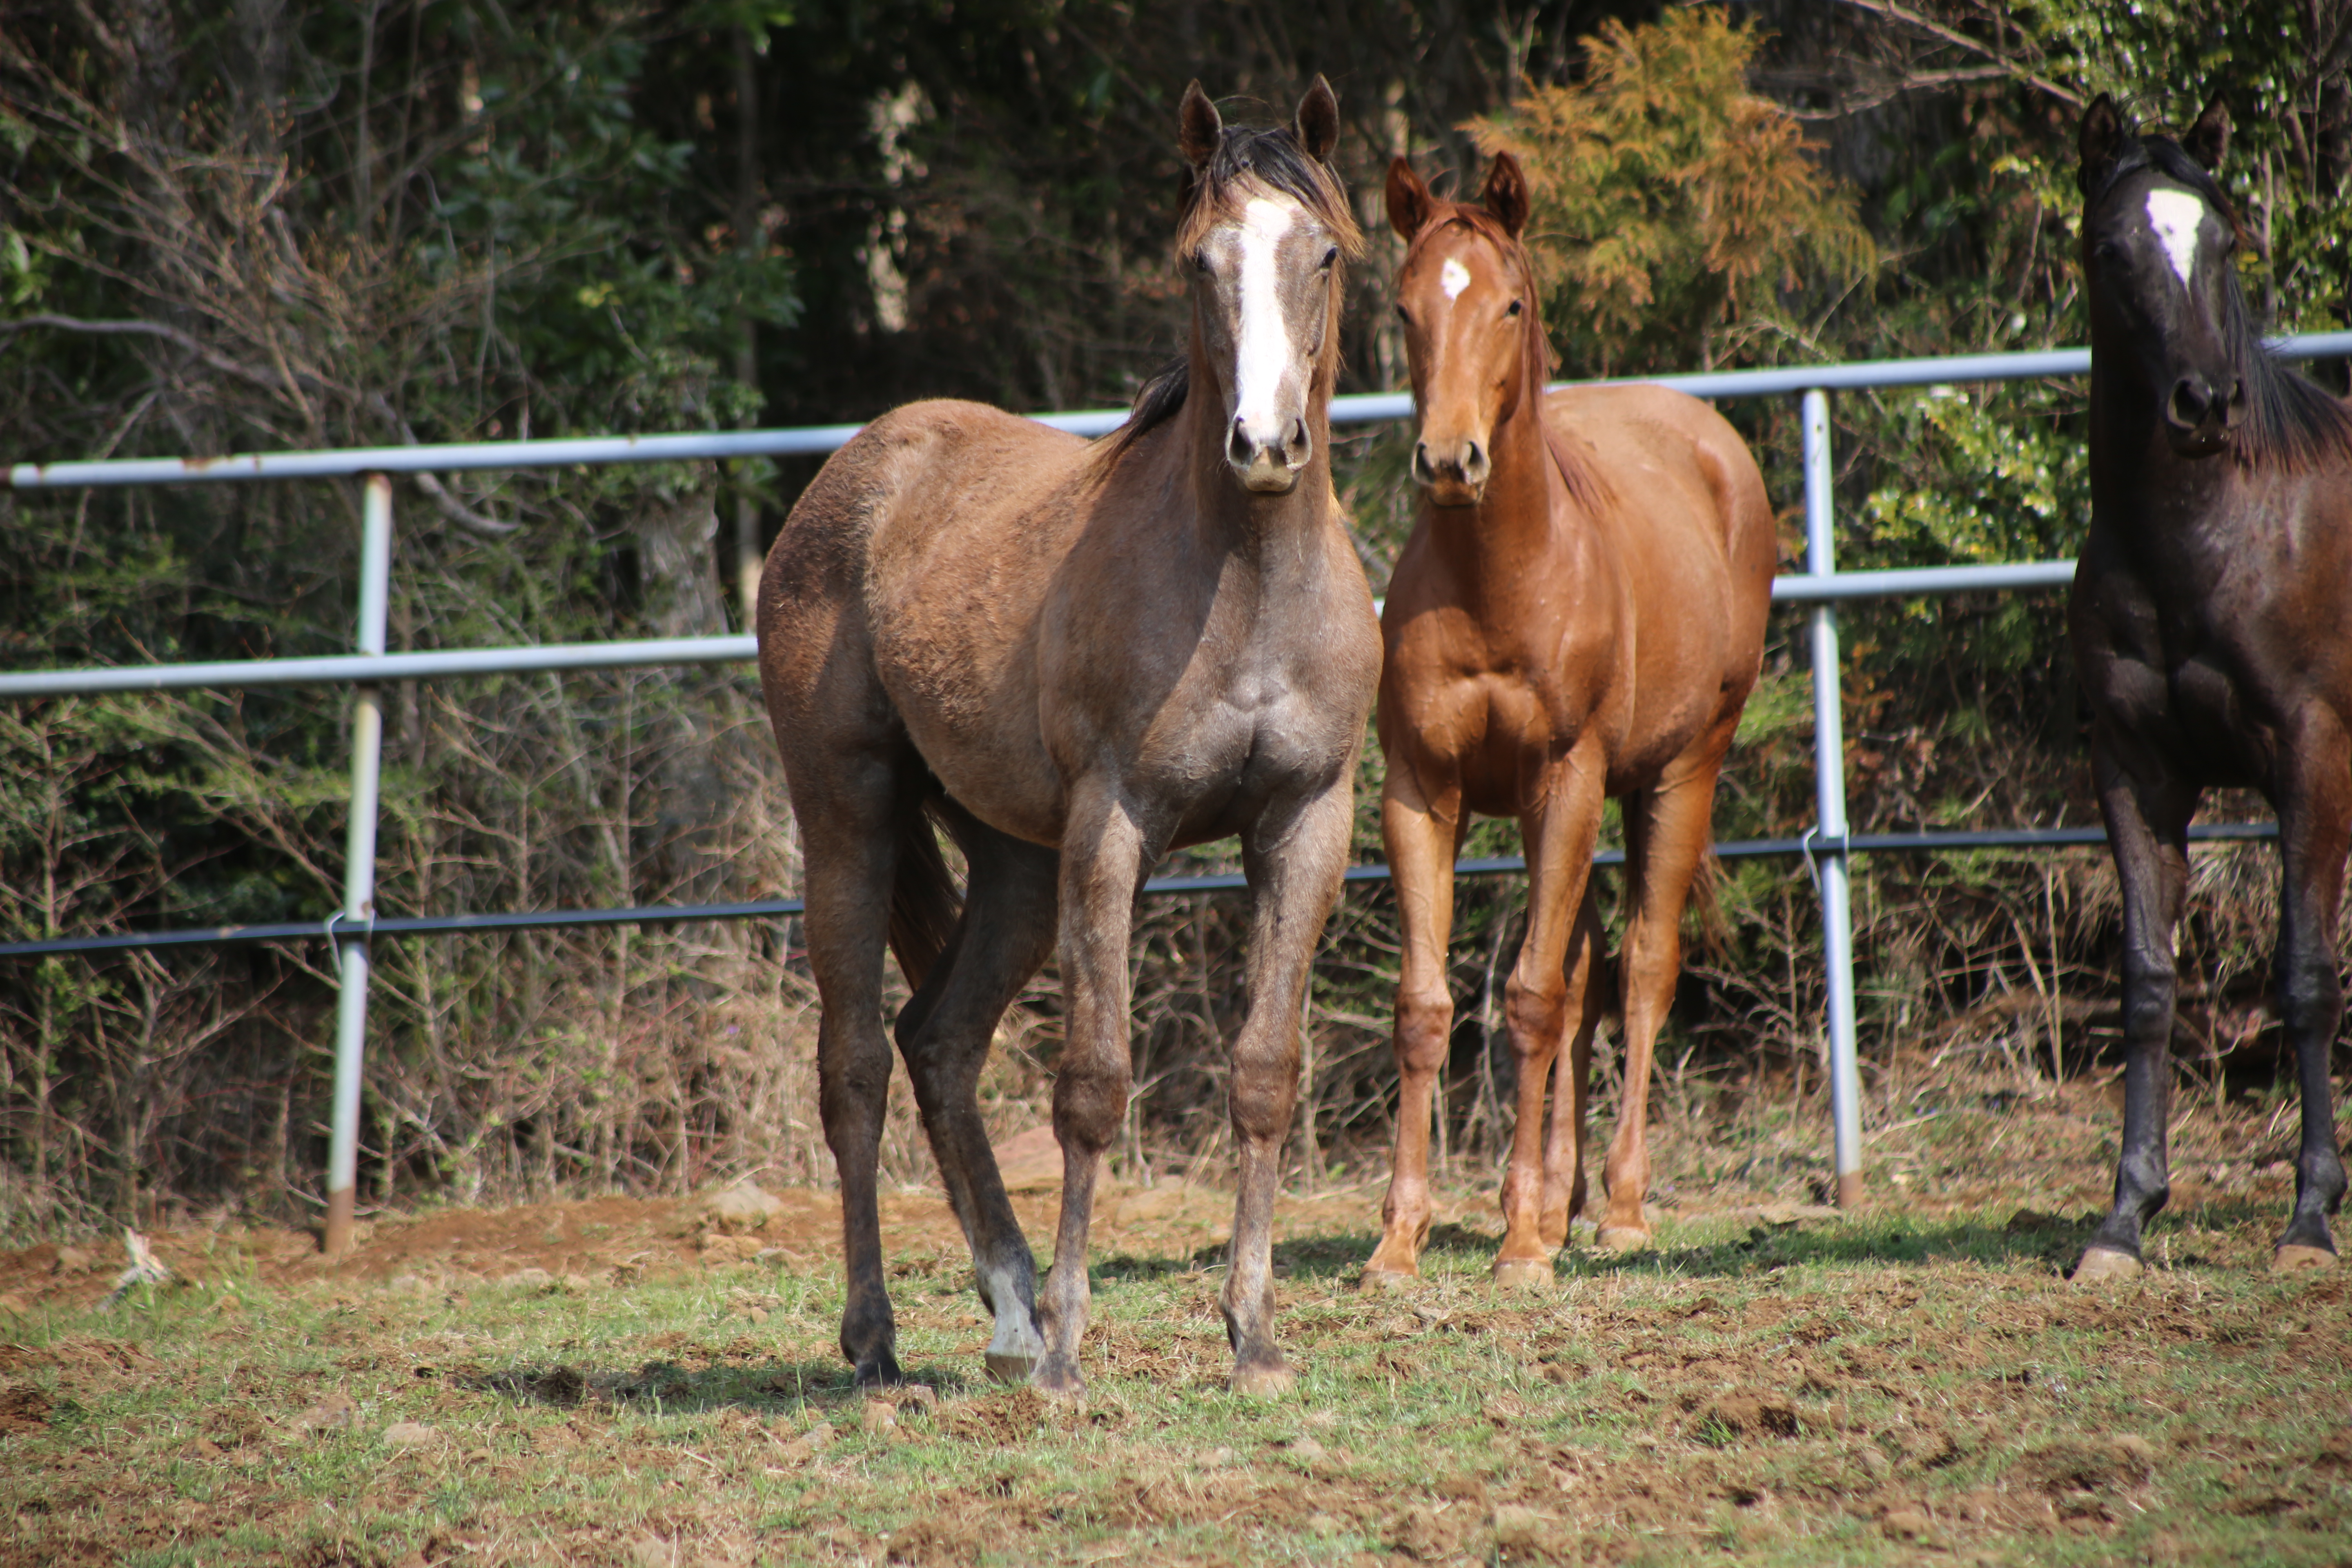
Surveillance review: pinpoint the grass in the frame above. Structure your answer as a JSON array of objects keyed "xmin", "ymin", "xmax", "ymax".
[{"xmin": 3, "ymin": 1149, "xmax": 2349, "ymax": 1568}]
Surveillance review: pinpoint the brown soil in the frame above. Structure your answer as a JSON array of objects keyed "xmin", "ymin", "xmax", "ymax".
[{"xmin": 0, "ymin": 1177, "xmax": 1432, "ymax": 1315}]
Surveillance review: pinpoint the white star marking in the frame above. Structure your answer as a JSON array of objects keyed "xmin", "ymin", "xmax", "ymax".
[{"xmin": 2145, "ymin": 189, "xmax": 2205, "ymax": 288}]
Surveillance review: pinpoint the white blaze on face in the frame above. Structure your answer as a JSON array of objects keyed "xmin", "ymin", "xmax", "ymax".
[
  {"xmin": 1440, "ymin": 257, "xmax": 1472, "ymax": 301},
  {"xmin": 1232, "ymin": 197, "xmax": 1299, "ymax": 437},
  {"xmin": 2145, "ymin": 188, "xmax": 2206, "ymax": 287}
]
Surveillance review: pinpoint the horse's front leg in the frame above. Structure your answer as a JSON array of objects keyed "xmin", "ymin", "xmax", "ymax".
[
  {"xmin": 1539, "ymin": 880, "xmax": 1612, "ymax": 1251},
  {"xmin": 1364, "ymin": 763, "xmax": 1462, "ymax": 1285},
  {"xmin": 2270, "ymin": 713, "xmax": 2350, "ymax": 1271},
  {"xmin": 1033, "ymin": 782, "xmax": 1149, "ymax": 1397},
  {"xmin": 1226, "ymin": 779, "xmax": 1356, "ymax": 1392},
  {"xmin": 1495, "ymin": 747, "xmax": 1607, "ymax": 1283},
  {"xmin": 2078, "ymin": 737, "xmax": 2197, "ymax": 1282}
]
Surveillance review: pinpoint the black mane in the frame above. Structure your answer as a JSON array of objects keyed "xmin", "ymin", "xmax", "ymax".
[{"xmin": 2092, "ymin": 131, "xmax": 2352, "ymax": 472}]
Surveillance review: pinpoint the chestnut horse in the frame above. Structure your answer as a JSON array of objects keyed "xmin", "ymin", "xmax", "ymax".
[
  {"xmin": 2069, "ymin": 94, "xmax": 2351, "ymax": 1281},
  {"xmin": 757, "ymin": 81, "xmax": 1379, "ymax": 1394},
  {"xmin": 1364, "ymin": 154, "xmax": 1775, "ymax": 1286}
]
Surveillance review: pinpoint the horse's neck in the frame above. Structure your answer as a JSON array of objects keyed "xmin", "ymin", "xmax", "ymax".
[
  {"xmin": 2087, "ymin": 330, "xmax": 2238, "ymax": 530},
  {"xmin": 1183, "ymin": 376, "xmax": 1338, "ymax": 581},
  {"xmin": 1430, "ymin": 386, "xmax": 1566, "ymax": 594}
]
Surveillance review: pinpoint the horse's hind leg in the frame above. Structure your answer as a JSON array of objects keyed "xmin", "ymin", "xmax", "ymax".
[
  {"xmin": 2076, "ymin": 744, "xmax": 2196, "ymax": 1283},
  {"xmin": 795, "ymin": 753, "xmax": 923, "ymax": 1385},
  {"xmin": 895, "ymin": 802, "xmax": 1060, "ymax": 1377},
  {"xmin": 1597, "ymin": 760, "xmax": 1722, "ymax": 1252},
  {"xmin": 1539, "ymin": 882, "xmax": 1611, "ymax": 1251},
  {"xmin": 2270, "ymin": 720, "xmax": 2350, "ymax": 1271}
]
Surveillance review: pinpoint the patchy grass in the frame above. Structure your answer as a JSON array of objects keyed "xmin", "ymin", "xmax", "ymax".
[{"xmin": 2, "ymin": 1156, "xmax": 2348, "ymax": 1568}]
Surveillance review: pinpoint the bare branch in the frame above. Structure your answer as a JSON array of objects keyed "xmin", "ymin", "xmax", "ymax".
[
  {"xmin": 1831, "ymin": 0, "xmax": 2084, "ymax": 107},
  {"xmin": 0, "ymin": 314, "xmax": 288, "ymax": 393},
  {"xmin": 1786, "ymin": 65, "xmax": 2017, "ymax": 121},
  {"xmin": 365, "ymin": 392, "xmax": 521, "ymax": 536}
]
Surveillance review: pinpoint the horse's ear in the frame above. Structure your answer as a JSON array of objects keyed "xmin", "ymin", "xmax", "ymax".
[
  {"xmin": 1295, "ymin": 75, "xmax": 1340, "ymax": 162},
  {"xmin": 2185, "ymin": 93, "xmax": 2230, "ymax": 170},
  {"xmin": 1482, "ymin": 151, "xmax": 1531, "ymax": 238},
  {"xmin": 1179, "ymin": 80, "xmax": 1221, "ymax": 169},
  {"xmin": 2078, "ymin": 93, "xmax": 2127, "ymax": 195},
  {"xmin": 1386, "ymin": 157, "xmax": 1434, "ymax": 241}
]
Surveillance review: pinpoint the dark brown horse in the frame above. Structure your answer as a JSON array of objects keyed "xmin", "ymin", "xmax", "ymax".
[
  {"xmin": 1363, "ymin": 154, "xmax": 1775, "ymax": 1286},
  {"xmin": 756, "ymin": 81, "xmax": 1379, "ymax": 1393},
  {"xmin": 2070, "ymin": 94, "xmax": 2352, "ymax": 1281}
]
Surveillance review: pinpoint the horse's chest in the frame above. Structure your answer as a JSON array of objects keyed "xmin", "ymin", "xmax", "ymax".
[
  {"xmin": 1143, "ymin": 680, "xmax": 1342, "ymax": 835},
  {"xmin": 2094, "ymin": 612, "xmax": 2276, "ymax": 784}
]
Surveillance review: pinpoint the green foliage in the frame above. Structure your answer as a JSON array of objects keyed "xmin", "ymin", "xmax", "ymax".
[{"xmin": 1470, "ymin": 8, "xmax": 1877, "ymax": 374}]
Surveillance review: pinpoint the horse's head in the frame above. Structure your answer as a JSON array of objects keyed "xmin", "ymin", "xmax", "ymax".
[
  {"xmin": 1385, "ymin": 152, "xmax": 1544, "ymax": 508},
  {"xmin": 2080, "ymin": 93, "xmax": 2252, "ymax": 458},
  {"xmin": 1176, "ymin": 79, "xmax": 1361, "ymax": 495}
]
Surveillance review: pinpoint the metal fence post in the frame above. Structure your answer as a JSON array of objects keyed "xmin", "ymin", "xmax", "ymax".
[
  {"xmin": 1802, "ymin": 390, "xmax": 1865, "ymax": 1208},
  {"xmin": 324, "ymin": 473, "xmax": 392, "ymax": 1255}
]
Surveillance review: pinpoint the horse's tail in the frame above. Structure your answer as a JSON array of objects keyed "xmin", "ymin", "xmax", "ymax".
[
  {"xmin": 1688, "ymin": 845, "xmax": 1731, "ymax": 959},
  {"xmin": 886, "ymin": 796, "xmax": 962, "ymax": 992}
]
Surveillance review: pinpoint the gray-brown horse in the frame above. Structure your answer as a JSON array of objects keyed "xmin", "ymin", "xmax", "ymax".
[
  {"xmin": 755, "ymin": 80, "xmax": 1379, "ymax": 1395},
  {"xmin": 2070, "ymin": 94, "xmax": 2352, "ymax": 1281}
]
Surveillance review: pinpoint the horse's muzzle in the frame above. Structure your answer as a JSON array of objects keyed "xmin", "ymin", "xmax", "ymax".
[
  {"xmin": 2164, "ymin": 373, "xmax": 2244, "ymax": 457},
  {"xmin": 1412, "ymin": 435, "xmax": 1489, "ymax": 507},
  {"xmin": 1229, "ymin": 415, "xmax": 1310, "ymax": 493}
]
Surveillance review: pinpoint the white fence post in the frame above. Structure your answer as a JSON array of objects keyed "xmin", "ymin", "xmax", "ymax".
[
  {"xmin": 324, "ymin": 473, "xmax": 392, "ymax": 1256},
  {"xmin": 1802, "ymin": 390, "xmax": 1865, "ymax": 1208}
]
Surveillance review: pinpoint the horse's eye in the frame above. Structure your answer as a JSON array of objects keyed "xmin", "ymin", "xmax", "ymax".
[
  {"xmin": 1506, "ymin": 299, "xmax": 1523, "ymax": 317},
  {"xmin": 2094, "ymin": 241, "xmax": 2125, "ymax": 265},
  {"xmin": 1321, "ymin": 246, "xmax": 1339, "ymax": 270},
  {"xmin": 1193, "ymin": 252, "xmax": 1212, "ymax": 273},
  {"xmin": 1394, "ymin": 304, "xmax": 1411, "ymax": 325}
]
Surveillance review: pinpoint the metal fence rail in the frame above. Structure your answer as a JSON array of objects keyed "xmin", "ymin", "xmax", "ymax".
[{"xmin": 9, "ymin": 330, "xmax": 2351, "ymax": 1250}]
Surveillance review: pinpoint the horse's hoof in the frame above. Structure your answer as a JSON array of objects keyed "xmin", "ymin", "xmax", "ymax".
[
  {"xmin": 1594, "ymin": 1225, "xmax": 1651, "ymax": 1254},
  {"xmin": 1031, "ymin": 1357, "xmax": 1087, "ymax": 1401},
  {"xmin": 1491, "ymin": 1257, "xmax": 1553, "ymax": 1291},
  {"xmin": 985, "ymin": 1347, "xmax": 1040, "ymax": 1384},
  {"xmin": 1359, "ymin": 1266, "xmax": 1417, "ymax": 1294},
  {"xmin": 2272, "ymin": 1244, "xmax": 2338, "ymax": 1274},
  {"xmin": 1229, "ymin": 1360, "xmax": 1295, "ymax": 1399},
  {"xmin": 2071, "ymin": 1246, "xmax": 2143, "ymax": 1284}
]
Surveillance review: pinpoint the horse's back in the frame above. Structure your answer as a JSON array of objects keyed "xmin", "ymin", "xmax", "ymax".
[
  {"xmin": 760, "ymin": 398, "xmax": 1100, "ymax": 840},
  {"xmin": 1545, "ymin": 383, "xmax": 1774, "ymax": 581},
  {"xmin": 1544, "ymin": 384, "xmax": 1775, "ymax": 766}
]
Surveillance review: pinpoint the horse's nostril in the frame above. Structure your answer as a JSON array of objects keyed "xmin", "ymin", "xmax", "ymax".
[
  {"xmin": 1289, "ymin": 417, "xmax": 1309, "ymax": 458},
  {"xmin": 1412, "ymin": 442, "xmax": 1434, "ymax": 482},
  {"xmin": 1228, "ymin": 419, "xmax": 1252, "ymax": 465},
  {"xmin": 2169, "ymin": 376, "xmax": 2213, "ymax": 427},
  {"xmin": 1464, "ymin": 441, "xmax": 1488, "ymax": 479}
]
